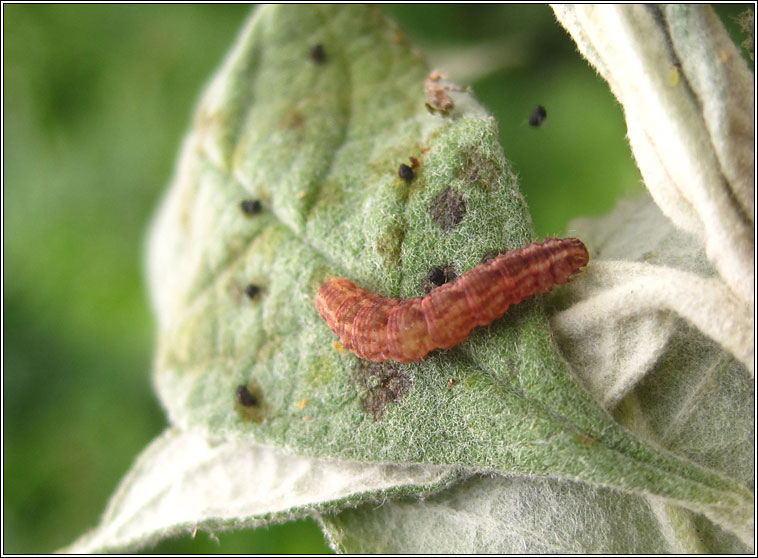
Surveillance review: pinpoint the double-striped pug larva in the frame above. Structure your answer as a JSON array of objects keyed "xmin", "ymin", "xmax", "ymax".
[{"xmin": 315, "ymin": 237, "xmax": 589, "ymax": 363}]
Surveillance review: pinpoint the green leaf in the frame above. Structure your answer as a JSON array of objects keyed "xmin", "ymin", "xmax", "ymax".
[{"xmin": 68, "ymin": 5, "xmax": 753, "ymax": 553}]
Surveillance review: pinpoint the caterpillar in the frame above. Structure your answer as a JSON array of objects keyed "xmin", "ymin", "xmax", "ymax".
[{"xmin": 315, "ymin": 237, "xmax": 589, "ymax": 363}]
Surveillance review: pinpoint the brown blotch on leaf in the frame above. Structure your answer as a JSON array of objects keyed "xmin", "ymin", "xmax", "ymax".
[
  {"xmin": 429, "ymin": 188, "xmax": 466, "ymax": 231},
  {"xmin": 458, "ymin": 148, "xmax": 503, "ymax": 191},
  {"xmin": 353, "ymin": 361, "xmax": 410, "ymax": 421},
  {"xmin": 376, "ymin": 225, "xmax": 404, "ymax": 268}
]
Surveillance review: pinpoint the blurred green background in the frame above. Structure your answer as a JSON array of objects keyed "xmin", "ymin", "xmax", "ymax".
[{"xmin": 3, "ymin": 4, "xmax": 750, "ymax": 554}]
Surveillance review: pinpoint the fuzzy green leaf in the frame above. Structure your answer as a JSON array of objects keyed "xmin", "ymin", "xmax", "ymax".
[{"xmin": 68, "ymin": 5, "xmax": 753, "ymax": 553}]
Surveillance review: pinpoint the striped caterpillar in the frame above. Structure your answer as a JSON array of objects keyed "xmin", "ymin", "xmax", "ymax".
[{"xmin": 315, "ymin": 237, "xmax": 589, "ymax": 363}]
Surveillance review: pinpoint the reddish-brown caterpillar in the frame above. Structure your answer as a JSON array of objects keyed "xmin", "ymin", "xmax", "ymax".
[{"xmin": 315, "ymin": 237, "xmax": 589, "ymax": 363}]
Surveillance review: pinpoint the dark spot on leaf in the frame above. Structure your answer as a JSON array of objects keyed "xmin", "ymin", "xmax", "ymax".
[
  {"xmin": 240, "ymin": 199, "xmax": 262, "ymax": 215},
  {"xmin": 429, "ymin": 188, "xmax": 466, "ymax": 231},
  {"xmin": 235, "ymin": 385, "xmax": 258, "ymax": 407},
  {"xmin": 353, "ymin": 361, "xmax": 410, "ymax": 421},
  {"xmin": 234, "ymin": 381, "xmax": 267, "ymax": 423},
  {"xmin": 398, "ymin": 163, "xmax": 414, "ymax": 181},
  {"xmin": 529, "ymin": 105, "xmax": 547, "ymax": 127},
  {"xmin": 426, "ymin": 266, "xmax": 446, "ymax": 286},
  {"xmin": 309, "ymin": 44, "xmax": 326, "ymax": 64},
  {"xmin": 447, "ymin": 378, "xmax": 456, "ymax": 388},
  {"xmin": 422, "ymin": 263, "xmax": 456, "ymax": 293},
  {"xmin": 244, "ymin": 284, "xmax": 261, "ymax": 299}
]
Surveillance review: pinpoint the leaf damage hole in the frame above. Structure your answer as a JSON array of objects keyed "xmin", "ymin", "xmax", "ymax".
[
  {"xmin": 429, "ymin": 187, "xmax": 467, "ymax": 231},
  {"xmin": 353, "ymin": 361, "xmax": 410, "ymax": 421}
]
